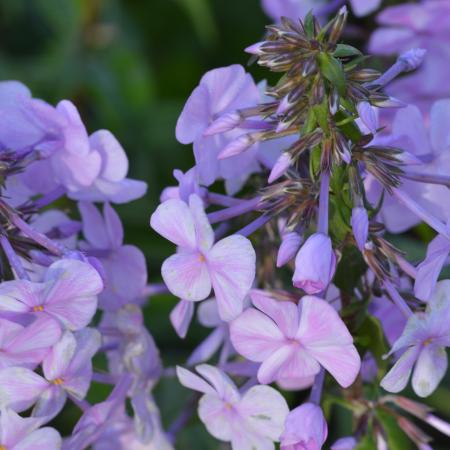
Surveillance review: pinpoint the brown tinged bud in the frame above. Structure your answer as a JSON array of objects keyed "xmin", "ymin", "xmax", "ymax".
[{"xmin": 328, "ymin": 6, "xmax": 348, "ymax": 46}]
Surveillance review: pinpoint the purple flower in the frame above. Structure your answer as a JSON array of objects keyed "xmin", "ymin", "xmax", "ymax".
[
  {"xmin": 160, "ymin": 167, "xmax": 205, "ymax": 204},
  {"xmin": 277, "ymin": 231, "xmax": 302, "ymax": 268},
  {"xmin": 177, "ymin": 364, "xmax": 289, "ymax": 449},
  {"xmin": 0, "ymin": 317, "xmax": 61, "ymax": 370},
  {"xmin": 0, "ymin": 408, "xmax": 61, "ymax": 450},
  {"xmin": 366, "ymin": 102, "xmax": 450, "ymax": 233},
  {"xmin": 79, "ymin": 202, "xmax": 147, "ymax": 311},
  {"xmin": 175, "ymin": 65, "xmax": 260, "ymax": 188},
  {"xmin": 150, "ymin": 194, "xmax": 256, "ymax": 321},
  {"xmin": 381, "ymin": 282, "xmax": 450, "ymax": 397},
  {"xmin": 280, "ymin": 403, "xmax": 328, "ymax": 450},
  {"xmin": 69, "ymin": 130, "xmax": 147, "ymax": 204},
  {"xmin": 369, "ymin": 1, "xmax": 450, "ymax": 109},
  {"xmin": 230, "ymin": 293, "xmax": 361, "ymax": 386},
  {"xmin": 0, "ymin": 259, "xmax": 103, "ymax": 330},
  {"xmin": 0, "ymin": 328, "xmax": 100, "ymax": 415},
  {"xmin": 293, "ymin": 233, "xmax": 336, "ymax": 294}
]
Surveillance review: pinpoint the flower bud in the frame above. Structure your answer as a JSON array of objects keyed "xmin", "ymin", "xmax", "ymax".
[
  {"xmin": 277, "ymin": 232, "xmax": 302, "ymax": 267},
  {"xmin": 331, "ymin": 437, "xmax": 357, "ymax": 450},
  {"xmin": 351, "ymin": 207, "xmax": 369, "ymax": 251},
  {"xmin": 293, "ymin": 233, "xmax": 336, "ymax": 294},
  {"xmin": 268, "ymin": 152, "xmax": 292, "ymax": 183},
  {"xmin": 280, "ymin": 403, "xmax": 328, "ymax": 450}
]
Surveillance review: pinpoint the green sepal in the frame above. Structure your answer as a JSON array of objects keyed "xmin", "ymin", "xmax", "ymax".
[
  {"xmin": 303, "ymin": 10, "xmax": 315, "ymax": 39},
  {"xmin": 375, "ymin": 408, "xmax": 413, "ymax": 450},
  {"xmin": 317, "ymin": 52, "xmax": 346, "ymax": 96},
  {"xmin": 334, "ymin": 44, "xmax": 363, "ymax": 58}
]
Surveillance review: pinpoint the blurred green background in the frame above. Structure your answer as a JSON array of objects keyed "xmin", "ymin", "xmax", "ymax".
[{"xmin": 0, "ymin": 0, "xmax": 448, "ymax": 448}]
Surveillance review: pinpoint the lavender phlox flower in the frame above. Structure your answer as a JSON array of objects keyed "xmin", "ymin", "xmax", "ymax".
[
  {"xmin": 381, "ymin": 281, "xmax": 450, "ymax": 397},
  {"xmin": 0, "ymin": 317, "xmax": 61, "ymax": 370},
  {"xmin": 0, "ymin": 259, "xmax": 103, "ymax": 330},
  {"xmin": 414, "ymin": 227, "xmax": 450, "ymax": 301},
  {"xmin": 150, "ymin": 194, "xmax": 256, "ymax": 321},
  {"xmin": 0, "ymin": 328, "xmax": 99, "ymax": 415},
  {"xmin": 293, "ymin": 233, "xmax": 336, "ymax": 294},
  {"xmin": 230, "ymin": 292, "xmax": 361, "ymax": 386},
  {"xmin": 331, "ymin": 436, "xmax": 357, "ymax": 449},
  {"xmin": 366, "ymin": 101, "xmax": 450, "ymax": 233},
  {"xmin": 176, "ymin": 65, "xmax": 261, "ymax": 188},
  {"xmin": 177, "ymin": 364, "xmax": 289, "ymax": 449},
  {"xmin": 0, "ymin": 408, "xmax": 62, "ymax": 450},
  {"xmin": 69, "ymin": 130, "xmax": 147, "ymax": 204},
  {"xmin": 369, "ymin": 1, "xmax": 450, "ymax": 109},
  {"xmin": 280, "ymin": 402, "xmax": 328, "ymax": 450},
  {"xmin": 79, "ymin": 202, "xmax": 147, "ymax": 311}
]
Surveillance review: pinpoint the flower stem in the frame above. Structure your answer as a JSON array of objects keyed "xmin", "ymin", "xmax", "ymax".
[
  {"xmin": 318, "ymin": 172, "xmax": 330, "ymax": 235},
  {"xmin": 207, "ymin": 197, "xmax": 262, "ymax": 224},
  {"xmin": 236, "ymin": 214, "xmax": 272, "ymax": 237},
  {"xmin": 309, "ymin": 368, "xmax": 325, "ymax": 405},
  {"xmin": 383, "ymin": 280, "xmax": 414, "ymax": 318},
  {"xmin": 0, "ymin": 235, "xmax": 30, "ymax": 280}
]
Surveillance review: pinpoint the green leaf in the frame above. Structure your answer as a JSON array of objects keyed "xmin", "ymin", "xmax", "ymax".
[
  {"xmin": 375, "ymin": 408, "xmax": 413, "ymax": 450},
  {"xmin": 334, "ymin": 246, "xmax": 367, "ymax": 294},
  {"xmin": 334, "ymin": 44, "xmax": 363, "ymax": 58},
  {"xmin": 303, "ymin": 10, "xmax": 315, "ymax": 39},
  {"xmin": 355, "ymin": 315, "xmax": 388, "ymax": 371},
  {"xmin": 317, "ymin": 52, "xmax": 346, "ymax": 95},
  {"xmin": 312, "ymin": 100, "xmax": 330, "ymax": 133}
]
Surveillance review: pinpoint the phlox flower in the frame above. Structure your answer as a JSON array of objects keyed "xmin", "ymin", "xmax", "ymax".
[
  {"xmin": 381, "ymin": 281, "xmax": 450, "ymax": 397},
  {"xmin": 366, "ymin": 101, "xmax": 450, "ymax": 233},
  {"xmin": 0, "ymin": 317, "xmax": 61, "ymax": 370},
  {"xmin": 177, "ymin": 364, "xmax": 289, "ymax": 450},
  {"xmin": 0, "ymin": 259, "xmax": 103, "ymax": 330},
  {"xmin": 79, "ymin": 202, "xmax": 147, "ymax": 310},
  {"xmin": 0, "ymin": 328, "xmax": 100, "ymax": 416},
  {"xmin": 0, "ymin": 408, "xmax": 61, "ymax": 450},
  {"xmin": 69, "ymin": 130, "xmax": 147, "ymax": 204},
  {"xmin": 175, "ymin": 65, "xmax": 260, "ymax": 188},
  {"xmin": 230, "ymin": 292, "xmax": 361, "ymax": 386},
  {"xmin": 150, "ymin": 194, "xmax": 256, "ymax": 321},
  {"xmin": 280, "ymin": 403, "xmax": 328, "ymax": 450}
]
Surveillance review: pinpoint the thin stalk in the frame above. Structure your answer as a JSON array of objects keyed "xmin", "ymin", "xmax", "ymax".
[
  {"xmin": 207, "ymin": 197, "xmax": 262, "ymax": 224},
  {"xmin": 309, "ymin": 368, "xmax": 325, "ymax": 405},
  {"xmin": 384, "ymin": 280, "xmax": 414, "ymax": 318},
  {"xmin": 0, "ymin": 235, "xmax": 30, "ymax": 280}
]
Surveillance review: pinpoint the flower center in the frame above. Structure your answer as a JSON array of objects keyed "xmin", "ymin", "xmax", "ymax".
[
  {"xmin": 423, "ymin": 338, "xmax": 433, "ymax": 347},
  {"xmin": 198, "ymin": 253, "xmax": 206, "ymax": 263},
  {"xmin": 52, "ymin": 377, "xmax": 64, "ymax": 385},
  {"xmin": 33, "ymin": 305, "xmax": 44, "ymax": 312},
  {"xmin": 0, "ymin": 445, "xmax": 7, "ymax": 450}
]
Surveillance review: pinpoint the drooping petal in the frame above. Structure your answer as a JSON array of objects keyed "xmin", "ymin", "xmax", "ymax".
[
  {"xmin": 0, "ymin": 367, "xmax": 48, "ymax": 412},
  {"xmin": 170, "ymin": 300, "xmax": 194, "ymax": 339},
  {"xmin": 162, "ymin": 252, "xmax": 211, "ymax": 301},
  {"xmin": 150, "ymin": 199, "xmax": 197, "ymax": 249},
  {"xmin": 239, "ymin": 385, "xmax": 289, "ymax": 441},
  {"xmin": 230, "ymin": 309, "xmax": 285, "ymax": 362},
  {"xmin": 176, "ymin": 366, "xmax": 216, "ymax": 395},
  {"xmin": 380, "ymin": 346, "xmax": 421, "ymax": 393},
  {"xmin": 412, "ymin": 345, "xmax": 448, "ymax": 397},
  {"xmin": 32, "ymin": 385, "xmax": 67, "ymax": 421},
  {"xmin": 103, "ymin": 203, "xmax": 124, "ymax": 249},
  {"xmin": 208, "ymin": 235, "xmax": 256, "ymax": 321},
  {"xmin": 78, "ymin": 202, "xmax": 110, "ymax": 249},
  {"xmin": 188, "ymin": 327, "xmax": 226, "ymax": 366}
]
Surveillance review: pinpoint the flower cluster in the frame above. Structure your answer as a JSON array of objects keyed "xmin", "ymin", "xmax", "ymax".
[
  {"xmin": 151, "ymin": 3, "xmax": 450, "ymax": 450},
  {"xmin": 0, "ymin": 82, "xmax": 168, "ymax": 449}
]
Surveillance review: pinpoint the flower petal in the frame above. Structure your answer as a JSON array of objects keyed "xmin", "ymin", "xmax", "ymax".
[
  {"xmin": 162, "ymin": 252, "xmax": 211, "ymax": 301},
  {"xmin": 230, "ymin": 309, "xmax": 285, "ymax": 362},
  {"xmin": 189, "ymin": 194, "xmax": 214, "ymax": 252},
  {"xmin": 208, "ymin": 235, "xmax": 256, "ymax": 321},
  {"xmin": 195, "ymin": 364, "xmax": 239, "ymax": 403},
  {"xmin": 170, "ymin": 300, "xmax": 194, "ymax": 339},
  {"xmin": 13, "ymin": 427, "xmax": 62, "ymax": 450},
  {"xmin": 43, "ymin": 331, "xmax": 77, "ymax": 381},
  {"xmin": 176, "ymin": 366, "xmax": 216, "ymax": 395},
  {"xmin": 150, "ymin": 199, "xmax": 197, "ymax": 249},
  {"xmin": 412, "ymin": 345, "xmax": 448, "ymax": 397}
]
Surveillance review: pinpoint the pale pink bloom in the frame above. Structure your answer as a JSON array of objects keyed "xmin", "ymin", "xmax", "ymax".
[
  {"xmin": 177, "ymin": 364, "xmax": 289, "ymax": 450},
  {"xmin": 150, "ymin": 194, "xmax": 256, "ymax": 321},
  {"xmin": 230, "ymin": 292, "xmax": 361, "ymax": 386}
]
